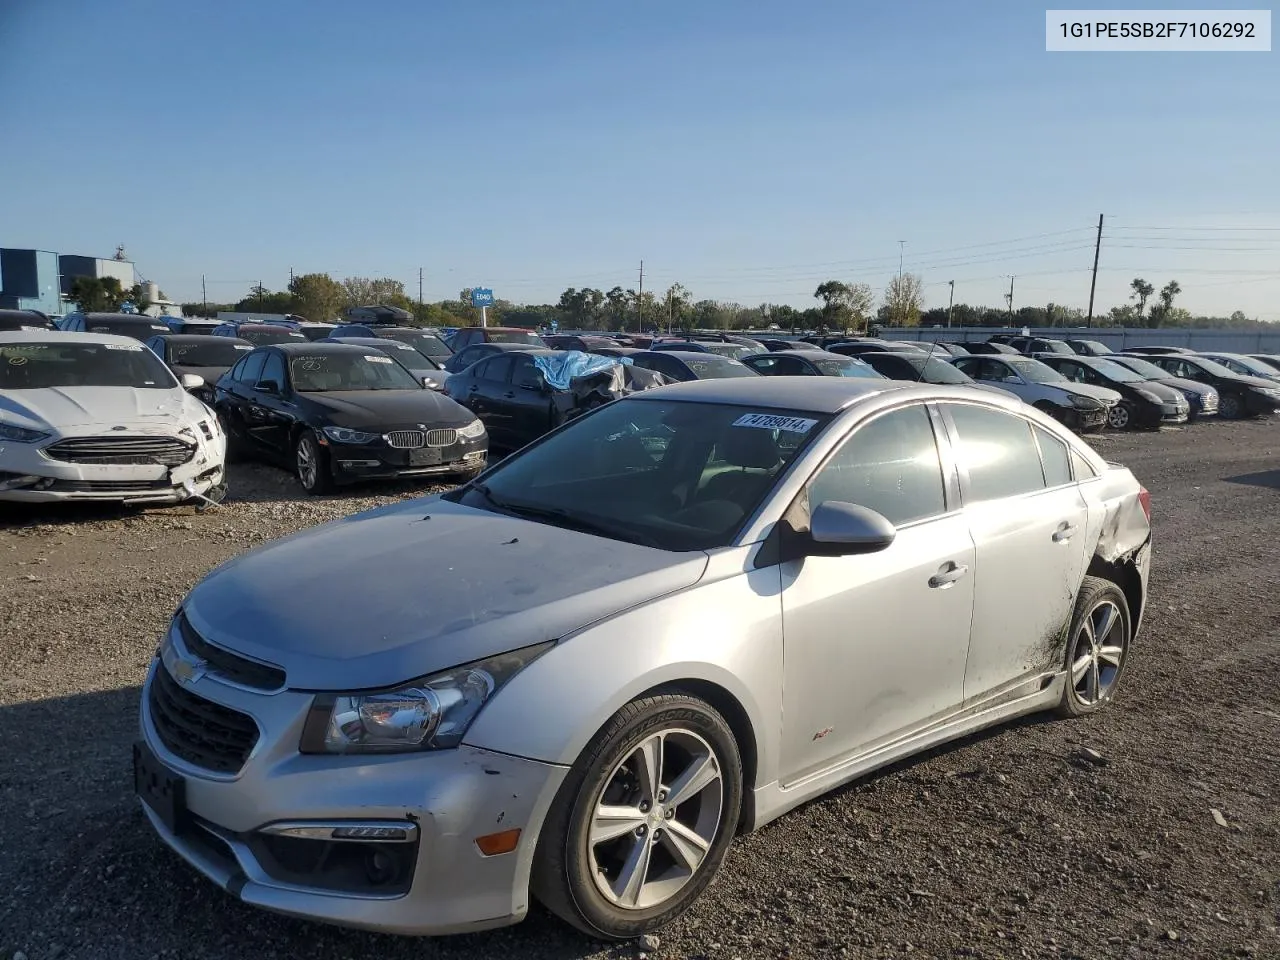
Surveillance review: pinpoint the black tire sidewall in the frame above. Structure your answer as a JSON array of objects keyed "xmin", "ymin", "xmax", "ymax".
[
  {"xmin": 536, "ymin": 695, "xmax": 743, "ymax": 939},
  {"xmin": 295, "ymin": 431, "xmax": 329, "ymax": 494},
  {"xmin": 1221, "ymin": 393, "xmax": 1243, "ymax": 419},
  {"xmin": 1059, "ymin": 576, "xmax": 1132, "ymax": 718}
]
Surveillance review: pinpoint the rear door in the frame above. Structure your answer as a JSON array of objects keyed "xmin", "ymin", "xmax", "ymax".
[
  {"xmin": 508, "ymin": 354, "xmax": 556, "ymax": 445},
  {"xmin": 940, "ymin": 402, "xmax": 1090, "ymax": 703},
  {"xmin": 470, "ymin": 355, "xmax": 517, "ymax": 444}
]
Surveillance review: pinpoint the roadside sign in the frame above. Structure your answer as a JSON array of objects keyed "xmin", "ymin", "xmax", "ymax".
[{"xmin": 470, "ymin": 288, "xmax": 494, "ymax": 307}]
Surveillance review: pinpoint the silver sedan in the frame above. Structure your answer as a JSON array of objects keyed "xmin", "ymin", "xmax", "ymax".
[{"xmin": 134, "ymin": 377, "xmax": 1151, "ymax": 939}]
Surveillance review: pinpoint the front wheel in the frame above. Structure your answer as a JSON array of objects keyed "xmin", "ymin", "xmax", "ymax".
[
  {"xmin": 1055, "ymin": 575, "xmax": 1132, "ymax": 719},
  {"xmin": 531, "ymin": 694, "xmax": 743, "ymax": 939},
  {"xmin": 294, "ymin": 430, "xmax": 333, "ymax": 494},
  {"xmin": 1106, "ymin": 401, "xmax": 1134, "ymax": 430},
  {"xmin": 1219, "ymin": 392, "xmax": 1244, "ymax": 419}
]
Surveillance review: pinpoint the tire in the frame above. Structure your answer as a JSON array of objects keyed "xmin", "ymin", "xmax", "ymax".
[
  {"xmin": 1219, "ymin": 392, "xmax": 1244, "ymax": 420},
  {"xmin": 294, "ymin": 430, "xmax": 333, "ymax": 495},
  {"xmin": 1055, "ymin": 575, "xmax": 1132, "ymax": 719},
  {"xmin": 1106, "ymin": 401, "xmax": 1133, "ymax": 430},
  {"xmin": 531, "ymin": 694, "xmax": 743, "ymax": 940}
]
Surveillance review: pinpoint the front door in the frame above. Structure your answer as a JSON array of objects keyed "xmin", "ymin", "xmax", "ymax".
[
  {"xmin": 941, "ymin": 402, "xmax": 1090, "ymax": 701},
  {"xmin": 779, "ymin": 403, "xmax": 975, "ymax": 784}
]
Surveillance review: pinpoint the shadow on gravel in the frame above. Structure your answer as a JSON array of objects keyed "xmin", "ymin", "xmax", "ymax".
[
  {"xmin": 0, "ymin": 500, "xmax": 157, "ymax": 529},
  {"xmin": 1223, "ymin": 469, "xmax": 1280, "ymax": 490},
  {"xmin": 221, "ymin": 461, "xmax": 475, "ymax": 505}
]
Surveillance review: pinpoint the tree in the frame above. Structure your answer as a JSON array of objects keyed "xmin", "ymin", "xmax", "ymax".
[
  {"xmin": 663, "ymin": 283, "xmax": 690, "ymax": 332},
  {"xmin": 605, "ymin": 286, "xmax": 629, "ymax": 326},
  {"xmin": 1130, "ymin": 278, "xmax": 1154, "ymax": 321},
  {"xmin": 69, "ymin": 276, "xmax": 127, "ymax": 312},
  {"xmin": 289, "ymin": 272, "xmax": 346, "ymax": 323},
  {"xmin": 557, "ymin": 287, "xmax": 605, "ymax": 328},
  {"xmin": 883, "ymin": 273, "xmax": 925, "ymax": 327},
  {"xmin": 342, "ymin": 276, "xmax": 408, "ymax": 308},
  {"xmin": 813, "ymin": 281, "xmax": 875, "ymax": 331},
  {"xmin": 235, "ymin": 284, "xmax": 293, "ymax": 313},
  {"xmin": 127, "ymin": 283, "xmax": 153, "ymax": 314}
]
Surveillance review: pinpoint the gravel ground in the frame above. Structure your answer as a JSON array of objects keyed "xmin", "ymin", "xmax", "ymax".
[{"xmin": 1, "ymin": 421, "xmax": 1278, "ymax": 960}]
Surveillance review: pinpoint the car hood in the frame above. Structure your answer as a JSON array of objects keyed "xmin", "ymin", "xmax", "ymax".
[
  {"xmin": 0, "ymin": 385, "xmax": 192, "ymax": 430},
  {"xmin": 1223, "ymin": 372, "xmax": 1280, "ymax": 390},
  {"xmin": 303, "ymin": 389, "xmax": 474, "ymax": 427},
  {"xmin": 1059, "ymin": 382, "xmax": 1122, "ymax": 403},
  {"xmin": 183, "ymin": 497, "xmax": 710, "ymax": 689},
  {"xmin": 1153, "ymin": 376, "xmax": 1214, "ymax": 397},
  {"xmin": 1126, "ymin": 380, "xmax": 1183, "ymax": 403}
]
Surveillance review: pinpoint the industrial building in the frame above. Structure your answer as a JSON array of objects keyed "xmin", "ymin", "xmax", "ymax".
[{"xmin": 0, "ymin": 246, "xmax": 178, "ymax": 318}]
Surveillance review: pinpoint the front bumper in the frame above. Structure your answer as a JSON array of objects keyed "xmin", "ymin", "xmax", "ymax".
[
  {"xmin": 325, "ymin": 436, "xmax": 487, "ymax": 485},
  {"xmin": 0, "ymin": 430, "xmax": 226, "ymax": 504},
  {"xmin": 137, "ymin": 656, "xmax": 567, "ymax": 935},
  {"xmin": 1158, "ymin": 401, "xmax": 1189, "ymax": 424},
  {"xmin": 1068, "ymin": 406, "xmax": 1109, "ymax": 431}
]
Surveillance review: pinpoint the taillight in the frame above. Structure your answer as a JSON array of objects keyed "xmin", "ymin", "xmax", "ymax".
[{"xmin": 1137, "ymin": 486, "xmax": 1152, "ymax": 522}]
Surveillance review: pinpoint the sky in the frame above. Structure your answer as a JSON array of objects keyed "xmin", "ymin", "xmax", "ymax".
[{"xmin": 2, "ymin": 0, "xmax": 1278, "ymax": 319}]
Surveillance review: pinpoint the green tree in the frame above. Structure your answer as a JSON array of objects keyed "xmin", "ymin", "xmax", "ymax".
[
  {"xmin": 1147, "ymin": 280, "xmax": 1182, "ymax": 327},
  {"xmin": 883, "ymin": 273, "xmax": 925, "ymax": 326},
  {"xmin": 342, "ymin": 277, "xmax": 408, "ymax": 308},
  {"xmin": 289, "ymin": 273, "xmax": 346, "ymax": 323},
  {"xmin": 70, "ymin": 276, "xmax": 127, "ymax": 312},
  {"xmin": 1129, "ymin": 278, "xmax": 1154, "ymax": 321},
  {"xmin": 605, "ymin": 286, "xmax": 629, "ymax": 327},
  {"xmin": 557, "ymin": 288, "xmax": 605, "ymax": 328},
  {"xmin": 662, "ymin": 283, "xmax": 691, "ymax": 332},
  {"xmin": 127, "ymin": 284, "xmax": 153, "ymax": 314},
  {"xmin": 235, "ymin": 284, "xmax": 293, "ymax": 313}
]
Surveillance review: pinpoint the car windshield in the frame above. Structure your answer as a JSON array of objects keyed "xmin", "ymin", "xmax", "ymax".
[
  {"xmin": 684, "ymin": 356, "xmax": 759, "ymax": 379},
  {"xmin": 1073, "ymin": 340, "xmax": 1110, "ymax": 354},
  {"xmin": 167, "ymin": 340, "xmax": 253, "ymax": 366},
  {"xmin": 240, "ymin": 327, "xmax": 308, "ymax": 345},
  {"xmin": 383, "ymin": 330, "xmax": 452, "ymax": 358},
  {"xmin": 86, "ymin": 320, "xmax": 172, "ymax": 338},
  {"xmin": 0, "ymin": 341, "xmax": 177, "ymax": 390},
  {"xmin": 812, "ymin": 355, "xmax": 881, "ymax": 378},
  {"xmin": 1210, "ymin": 355, "xmax": 1276, "ymax": 377},
  {"xmin": 452, "ymin": 398, "xmax": 830, "ymax": 550},
  {"xmin": 913, "ymin": 358, "xmax": 972, "ymax": 383},
  {"xmin": 1112, "ymin": 356, "xmax": 1167, "ymax": 379},
  {"xmin": 1006, "ymin": 358, "xmax": 1067, "ymax": 384},
  {"xmin": 1089, "ymin": 359, "xmax": 1145, "ymax": 382},
  {"xmin": 365, "ymin": 342, "xmax": 436, "ymax": 373},
  {"xmin": 289, "ymin": 352, "xmax": 423, "ymax": 391},
  {"xmin": 694, "ymin": 342, "xmax": 752, "ymax": 360},
  {"xmin": 487, "ymin": 330, "xmax": 544, "ymax": 345}
]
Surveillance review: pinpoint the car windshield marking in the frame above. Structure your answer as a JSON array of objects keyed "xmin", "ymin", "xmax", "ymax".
[{"xmin": 467, "ymin": 482, "xmax": 660, "ymax": 547}]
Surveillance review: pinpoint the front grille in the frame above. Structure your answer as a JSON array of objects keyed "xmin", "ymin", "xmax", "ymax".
[
  {"xmin": 148, "ymin": 664, "xmax": 259, "ymax": 774},
  {"xmin": 385, "ymin": 430, "xmax": 424, "ymax": 449},
  {"xmin": 45, "ymin": 435, "xmax": 195, "ymax": 467},
  {"xmin": 177, "ymin": 613, "xmax": 285, "ymax": 691},
  {"xmin": 47, "ymin": 478, "xmax": 172, "ymax": 493},
  {"xmin": 426, "ymin": 428, "xmax": 457, "ymax": 447}
]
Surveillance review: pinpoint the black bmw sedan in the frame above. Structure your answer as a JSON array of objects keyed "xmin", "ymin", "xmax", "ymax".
[
  {"xmin": 214, "ymin": 343, "xmax": 487, "ymax": 493},
  {"xmin": 1035, "ymin": 354, "xmax": 1189, "ymax": 429}
]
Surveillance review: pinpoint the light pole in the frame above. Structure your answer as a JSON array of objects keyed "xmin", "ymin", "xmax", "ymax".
[{"xmin": 947, "ymin": 280, "xmax": 955, "ymax": 327}]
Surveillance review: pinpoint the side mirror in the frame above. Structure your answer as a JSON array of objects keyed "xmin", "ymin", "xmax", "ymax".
[
  {"xmin": 180, "ymin": 373, "xmax": 205, "ymax": 391},
  {"xmin": 807, "ymin": 501, "xmax": 896, "ymax": 556},
  {"xmin": 257, "ymin": 379, "xmax": 280, "ymax": 394}
]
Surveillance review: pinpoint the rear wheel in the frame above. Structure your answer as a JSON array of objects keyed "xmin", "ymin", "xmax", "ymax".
[
  {"xmin": 1219, "ymin": 392, "xmax": 1244, "ymax": 419},
  {"xmin": 1056, "ymin": 575, "xmax": 1132, "ymax": 718},
  {"xmin": 295, "ymin": 430, "xmax": 333, "ymax": 494},
  {"xmin": 531, "ymin": 694, "xmax": 742, "ymax": 939}
]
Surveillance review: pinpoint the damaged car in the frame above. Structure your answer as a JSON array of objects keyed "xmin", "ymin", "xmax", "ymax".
[
  {"xmin": 135, "ymin": 377, "xmax": 1149, "ymax": 940},
  {"xmin": 444, "ymin": 349, "xmax": 668, "ymax": 450},
  {"xmin": 0, "ymin": 331, "xmax": 226, "ymax": 505}
]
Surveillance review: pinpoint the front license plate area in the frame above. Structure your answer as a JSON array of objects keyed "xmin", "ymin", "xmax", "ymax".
[
  {"xmin": 409, "ymin": 447, "xmax": 442, "ymax": 466},
  {"xmin": 134, "ymin": 740, "xmax": 188, "ymax": 835}
]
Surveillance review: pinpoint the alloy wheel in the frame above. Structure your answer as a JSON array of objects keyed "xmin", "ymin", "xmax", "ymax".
[
  {"xmin": 1220, "ymin": 393, "xmax": 1242, "ymax": 419},
  {"xmin": 588, "ymin": 729, "xmax": 723, "ymax": 911},
  {"xmin": 1069, "ymin": 599, "xmax": 1126, "ymax": 705},
  {"xmin": 296, "ymin": 435, "xmax": 319, "ymax": 490},
  {"xmin": 1107, "ymin": 403, "xmax": 1131, "ymax": 429}
]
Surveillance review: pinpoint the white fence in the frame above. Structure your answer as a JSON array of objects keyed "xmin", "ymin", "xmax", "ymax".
[{"xmin": 878, "ymin": 325, "xmax": 1280, "ymax": 354}]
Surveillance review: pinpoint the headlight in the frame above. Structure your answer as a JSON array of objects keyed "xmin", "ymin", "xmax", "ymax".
[
  {"xmin": 0, "ymin": 422, "xmax": 51, "ymax": 443},
  {"xmin": 301, "ymin": 643, "xmax": 552, "ymax": 754},
  {"xmin": 322, "ymin": 425, "xmax": 380, "ymax": 444},
  {"xmin": 457, "ymin": 418, "xmax": 486, "ymax": 440},
  {"xmin": 1069, "ymin": 395, "xmax": 1102, "ymax": 410}
]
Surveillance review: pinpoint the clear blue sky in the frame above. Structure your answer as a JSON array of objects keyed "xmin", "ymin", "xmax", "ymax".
[{"xmin": 3, "ymin": 0, "xmax": 1278, "ymax": 318}]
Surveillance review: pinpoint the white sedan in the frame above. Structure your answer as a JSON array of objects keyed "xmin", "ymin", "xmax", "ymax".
[{"xmin": 0, "ymin": 331, "xmax": 227, "ymax": 504}]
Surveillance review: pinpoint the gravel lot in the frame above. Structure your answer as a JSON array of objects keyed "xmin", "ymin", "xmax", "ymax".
[{"xmin": 1, "ymin": 420, "xmax": 1278, "ymax": 960}]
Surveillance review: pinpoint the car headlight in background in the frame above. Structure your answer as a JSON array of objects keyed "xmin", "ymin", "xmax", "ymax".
[
  {"xmin": 301, "ymin": 642, "xmax": 553, "ymax": 754},
  {"xmin": 322, "ymin": 425, "xmax": 380, "ymax": 444},
  {"xmin": 1069, "ymin": 395, "xmax": 1103, "ymax": 410},
  {"xmin": 0, "ymin": 423, "xmax": 51, "ymax": 443},
  {"xmin": 456, "ymin": 418, "xmax": 486, "ymax": 440}
]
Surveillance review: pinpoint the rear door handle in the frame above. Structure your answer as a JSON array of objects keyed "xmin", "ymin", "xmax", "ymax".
[
  {"xmin": 1052, "ymin": 522, "xmax": 1077, "ymax": 543},
  {"xmin": 503, "ymin": 391, "xmax": 516, "ymax": 399},
  {"xmin": 929, "ymin": 562, "xmax": 969, "ymax": 589}
]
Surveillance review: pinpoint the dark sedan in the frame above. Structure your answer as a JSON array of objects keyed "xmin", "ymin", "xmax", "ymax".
[
  {"xmin": 826, "ymin": 341, "xmax": 924, "ymax": 358},
  {"xmin": 60, "ymin": 312, "xmax": 173, "ymax": 339},
  {"xmin": 323, "ymin": 336, "xmax": 451, "ymax": 390},
  {"xmin": 212, "ymin": 322, "xmax": 309, "ymax": 345},
  {"xmin": 0, "ymin": 309, "xmax": 57, "ymax": 331},
  {"xmin": 214, "ymin": 343, "xmax": 487, "ymax": 493},
  {"xmin": 1123, "ymin": 345, "xmax": 1194, "ymax": 356},
  {"xmin": 329, "ymin": 324, "xmax": 453, "ymax": 361},
  {"xmin": 543, "ymin": 334, "xmax": 619, "ymax": 352},
  {"xmin": 962, "ymin": 341, "xmax": 1020, "ymax": 355},
  {"xmin": 858, "ymin": 350, "xmax": 991, "ymax": 388},
  {"xmin": 1035, "ymin": 354, "xmax": 1189, "ymax": 430},
  {"xmin": 443, "ymin": 340, "xmax": 542, "ymax": 373},
  {"xmin": 741, "ymin": 350, "xmax": 884, "ymax": 379},
  {"xmin": 1249, "ymin": 354, "xmax": 1280, "ymax": 374},
  {"xmin": 757, "ymin": 338, "xmax": 823, "ymax": 352},
  {"xmin": 1105, "ymin": 354, "xmax": 1220, "ymax": 418},
  {"xmin": 1197, "ymin": 352, "xmax": 1280, "ymax": 384},
  {"xmin": 1124, "ymin": 353, "xmax": 1280, "ymax": 419},
  {"xmin": 1065, "ymin": 339, "xmax": 1113, "ymax": 357},
  {"xmin": 144, "ymin": 334, "xmax": 255, "ymax": 403},
  {"xmin": 649, "ymin": 339, "xmax": 758, "ymax": 360},
  {"xmin": 628, "ymin": 350, "xmax": 759, "ymax": 383}
]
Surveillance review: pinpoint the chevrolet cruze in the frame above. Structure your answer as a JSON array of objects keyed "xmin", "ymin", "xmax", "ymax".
[{"xmin": 135, "ymin": 377, "xmax": 1151, "ymax": 939}]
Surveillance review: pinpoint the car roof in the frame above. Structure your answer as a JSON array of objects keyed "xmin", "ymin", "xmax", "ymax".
[
  {"xmin": 77, "ymin": 312, "xmax": 163, "ymax": 323},
  {"xmin": 0, "ymin": 330, "xmax": 144, "ymax": 346},
  {"xmin": 264, "ymin": 341, "xmax": 381, "ymax": 355},
  {"xmin": 463, "ymin": 341, "xmax": 542, "ymax": 351},
  {"xmin": 636, "ymin": 349, "xmax": 737, "ymax": 361},
  {"xmin": 631, "ymin": 373, "xmax": 918, "ymax": 413}
]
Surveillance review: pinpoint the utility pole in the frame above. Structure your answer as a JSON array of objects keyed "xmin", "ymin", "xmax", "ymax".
[
  {"xmin": 257, "ymin": 281, "xmax": 264, "ymax": 312},
  {"xmin": 947, "ymin": 280, "xmax": 955, "ymax": 328},
  {"xmin": 418, "ymin": 267, "xmax": 424, "ymax": 312},
  {"xmin": 638, "ymin": 260, "xmax": 644, "ymax": 332},
  {"xmin": 897, "ymin": 240, "xmax": 906, "ymax": 281},
  {"xmin": 1006, "ymin": 276, "xmax": 1016, "ymax": 320},
  {"xmin": 1086, "ymin": 213, "xmax": 1104, "ymax": 328},
  {"xmin": 289, "ymin": 267, "xmax": 294, "ymax": 289},
  {"xmin": 201, "ymin": 274, "xmax": 207, "ymax": 318}
]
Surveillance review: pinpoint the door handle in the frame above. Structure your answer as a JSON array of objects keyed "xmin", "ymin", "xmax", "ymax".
[
  {"xmin": 928, "ymin": 562, "xmax": 969, "ymax": 589},
  {"xmin": 1052, "ymin": 522, "xmax": 1077, "ymax": 543},
  {"xmin": 503, "ymin": 391, "xmax": 516, "ymax": 399}
]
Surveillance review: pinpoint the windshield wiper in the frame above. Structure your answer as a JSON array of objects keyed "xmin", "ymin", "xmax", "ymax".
[{"xmin": 468, "ymin": 484, "xmax": 660, "ymax": 547}]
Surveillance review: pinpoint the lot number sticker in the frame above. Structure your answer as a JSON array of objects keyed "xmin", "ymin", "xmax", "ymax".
[
  {"xmin": 732, "ymin": 413, "xmax": 818, "ymax": 433},
  {"xmin": 364, "ymin": 355, "xmax": 394, "ymax": 363}
]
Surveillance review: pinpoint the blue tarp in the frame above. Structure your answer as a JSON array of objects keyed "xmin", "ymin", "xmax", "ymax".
[{"xmin": 533, "ymin": 350, "xmax": 632, "ymax": 391}]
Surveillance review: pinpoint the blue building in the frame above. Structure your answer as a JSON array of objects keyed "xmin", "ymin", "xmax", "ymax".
[{"xmin": 0, "ymin": 248, "xmax": 61, "ymax": 315}]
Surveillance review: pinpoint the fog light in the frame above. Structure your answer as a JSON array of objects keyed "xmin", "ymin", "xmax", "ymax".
[{"xmin": 364, "ymin": 849, "xmax": 402, "ymax": 886}]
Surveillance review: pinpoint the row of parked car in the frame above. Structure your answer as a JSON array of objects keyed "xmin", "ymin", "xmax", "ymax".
[{"xmin": 2, "ymin": 305, "xmax": 1276, "ymax": 505}]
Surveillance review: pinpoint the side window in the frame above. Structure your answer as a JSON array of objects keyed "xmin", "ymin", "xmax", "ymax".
[
  {"xmin": 953, "ymin": 357, "xmax": 979, "ymax": 377},
  {"xmin": 773, "ymin": 356, "xmax": 808, "ymax": 376},
  {"xmin": 470, "ymin": 358, "xmax": 493, "ymax": 379},
  {"xmin": 1034, "ymin": 425, "xmax": 1072, "ymax": 487},
  {"xmin": 745, "ymin": 356, "xmax": 779, "ymax": 374},
  {"xmin": 259, "ymin": 352, "xmax": 286, "ymax": 389},
  {"xmin": 1071, "ymin": 449, "xmax": 1098, "ymax": 480},
  {"xmin": 511, "ymin": 354, "xmax": 543, "ymax": 387},
  {"xmin": 484, "ymin": 355, "xmax": 517, "ymax": 383},
  {"xmin": 228, "ymin": 357, "xmax": 247, "ymax": 381},
  {"xmin": 946, "ymin": 403, "xmax": 1046, "ymax": 502},
  {"xmin": 238, "ymin": 351, "xmax": 267, "ymax": 385},
  {"xmin": 808, "ymin": 405, "xmax": 946, "ymax": 526}
]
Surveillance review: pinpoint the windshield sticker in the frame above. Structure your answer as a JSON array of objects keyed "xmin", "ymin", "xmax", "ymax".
[
  {"xmin": 234, "ymin": 344, "xmax": 252, "ymax": 350},
  {"xmin": 104, "ymin": 343, "xmax": 144, "ymax": 351},
  {"xmin": 20, "ymin": 325, "xmax": 44, "ymax": 331},
  {"xmin": 732, "ymin": 413, "xmax": 818, "ymax": 434},
  {"xmin": 298, "ymin": 359, "xmax": 322, "ymax": 370},
  {"xmin": 8, "ymin": 356, "xmax": 28, "ymax": 365},
  {"xmin": 364, "ymin": 355, "xmax": 394, "ymax": 363}
]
